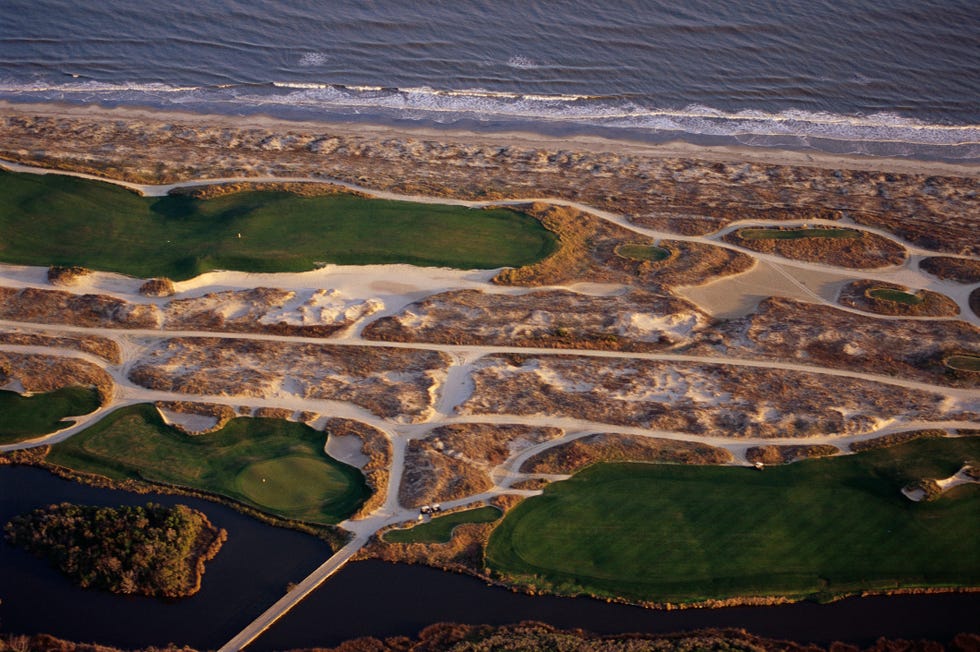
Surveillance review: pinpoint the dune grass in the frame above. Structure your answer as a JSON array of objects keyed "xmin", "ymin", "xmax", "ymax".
[
  {"xmin": 0, "ymin": 170, "xmax": 557, "ymax": 280},
  {"xmin": 485, "ymin": 437, "xmax": 980, "ymax": 604},
  {"xmin": 737, "ymin": 227, "xmax": 860, "ymax": 240},
  {"xmin": 0, "ymin": 386, "xmax": 101, "ymax": 444},
  {"xmin": 383, "ymin": 506, "xmax": 502, "ymax": 544},
  {"xmin": 869, "ymin": 287, "xmax": 924, "ymax": 305},
  {"xmin": 614, "ymin": 243, "xmax": 670, "ymax": 262},
  {"xmin": 46, "ymin": 404, "xmax": 368, "ymax": 524}
]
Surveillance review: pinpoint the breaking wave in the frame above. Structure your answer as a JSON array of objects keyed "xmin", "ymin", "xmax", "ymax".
[{"xmin": 2, "ymin": 79, "xmax": 977, "ymax": 159}]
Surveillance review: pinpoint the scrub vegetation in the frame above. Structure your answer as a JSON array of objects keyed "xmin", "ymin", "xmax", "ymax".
[{"xmin": 4, "ymin": 502, "xmax": 226, "ymax": 598}]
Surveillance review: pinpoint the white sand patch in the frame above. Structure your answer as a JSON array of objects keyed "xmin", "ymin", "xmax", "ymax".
[
  {"xmin": 156, "ymin": 406, "xmax": 220, "ymax": 434},
  {"xmin": 615, "ymin": 311, "xmax": 701, "ymax": 341},
  {"xmin": 936, "ymin": 467, "xmax": 979, "ymax": 491},
  {"xmin": 173, "ymin": 264, "xmax": 500, "ymax": 308},
  {"xmin": 535, "ymin": 367, "xmax": 593, "ymax": 393},
  {"xmin": 1, "ymin": 379, "xmax": 26, "ymax": 393},
  {"xmin": 258, "ymin": 289, "xmax": 383, "ymax": 326},
  {"xmin": 677, "ymin": 260, "xmax": 852, "ymax": 318},
  {"xmin": 901, "ymin": 486, "xmax": 927, "ymax": 502},
  {"xmin": 325, "ymin": 433, "xmax": 370, "ymax": 468}
]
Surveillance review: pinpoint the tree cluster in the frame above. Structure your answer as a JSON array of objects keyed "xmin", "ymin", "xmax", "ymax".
[{"xmin": 4, "ymin": 502, "xmax": 226, "ymax": 598}]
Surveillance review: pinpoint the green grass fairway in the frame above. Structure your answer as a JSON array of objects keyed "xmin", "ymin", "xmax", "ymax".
[
  {"xmin": 946, "ymin": 354, "xmax": 980, "ymax": 372},
  {"xmin": 738, "ymin": 227, "xmax": 861, "ymax": 240},
  {"xmin": 0, "ymin": 170, "xmax": 557, "ymax": 280},
  {"xmin": 485, "ymin": 438, "xmax": 980, "ymax": 604},
  {"xmin": 46, "ymin": 404, "xmax": 368, "ymax": 523},
  {"xmin": 869, "ymin": 287, "xmax": 924, "ymax": 305},
  {"xmin": 384, "ymin": 506, "xmax": 502, "ymax": 543},
  {"xmin": 614, "ymin": 243, "xmax": 670, "ymax": 262},
  {"xmin": 0, "ymin": 387, "xmax": 101, "ymax": 444}
]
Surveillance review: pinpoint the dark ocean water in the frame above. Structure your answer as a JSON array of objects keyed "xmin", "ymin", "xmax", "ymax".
[{"xmin": 1, "ymin": 0, "xmax": 978, "ymax": 160}]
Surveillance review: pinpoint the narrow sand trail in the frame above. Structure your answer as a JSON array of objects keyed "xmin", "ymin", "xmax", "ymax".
[{"xmin": 1, "ymin": 158, "xmax": 978, "ymax": 649}]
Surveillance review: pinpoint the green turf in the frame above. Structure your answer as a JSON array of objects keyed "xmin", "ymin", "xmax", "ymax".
[
  {"xmin": 737, "ymin": 227, "xmax": 861, "ymax": 240},
  {"xmin": 485, "ymin": 437, "xmax": 980, "ymax": 604},
  {"xmin": 0, "ymin": 387, "xmax": 101, "ymax": 444},
  {"xmin": 869, "ymin": 287, "xmax": 924, "ymax": 305},
  {"xmin": 383, "ymin": 506, "xmax": 502, "ymax": 543},
  {"xmin": 46, "ymin": 404, "xmax": 368, "ymax": 523},
  {"xmin": 0, "ymin": 170, "xmax": 557, "ymax": 280},
  {"xmin": 946, "ymin": 354, "xmax": 980, "ymax": 372},
  {"xmin": 614, "ymin": 243, "xmax": 670, "ymax": 262}
]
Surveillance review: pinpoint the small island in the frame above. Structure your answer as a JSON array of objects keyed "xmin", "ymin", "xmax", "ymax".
[{"xmin": 4, "ymin": 502, "xmax": 227, "ymax": 598}]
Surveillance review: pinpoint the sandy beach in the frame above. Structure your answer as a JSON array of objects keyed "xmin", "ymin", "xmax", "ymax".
[{"xmin": 3, "ymin": 100, "xmax": 979, "ymax": 178}]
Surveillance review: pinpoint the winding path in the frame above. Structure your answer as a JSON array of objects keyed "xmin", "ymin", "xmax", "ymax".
[{"xmin": 0, "ymin": 159, "xmax": 978, "ymax": 649}]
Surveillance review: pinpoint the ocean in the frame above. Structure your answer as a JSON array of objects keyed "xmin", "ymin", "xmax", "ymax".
[{"xmin": 1, "ymin": 0, "xmax": 978, "ymax": 160}]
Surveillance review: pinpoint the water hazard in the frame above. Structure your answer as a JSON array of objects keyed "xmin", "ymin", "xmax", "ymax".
[{"xmin": 2, "ymin": 466, "xmax": 978, "ymax": 650}]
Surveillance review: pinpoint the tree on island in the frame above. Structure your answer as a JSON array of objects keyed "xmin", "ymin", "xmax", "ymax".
[{"xmin": 4, "ymin": 502, "xmax": 226, "ymax": 598}]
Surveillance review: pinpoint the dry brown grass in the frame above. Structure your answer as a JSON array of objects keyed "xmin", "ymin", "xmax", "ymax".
[
  {"xmin": 128, "ymin": 337, "xmax": 448, "ymax": 420},
  {"xmin": 0, "ymin": 351, "xmax": 114, "ymax": 404},
  {"xmin": 460, "ymin": 354, "xmax": 968, "ymax": 438},
  {"xmin": 492, "ymin": 203, "xmax": 751, "ymax": 290},
  {"xmin": 838, "ymin": 280, "xmax": 960, "ymax": 317},
  {"xmin": 519, "ymin": 433, "xmax": 733, "ymax": 474},
  {"xmin": 168, "ymin": 180, "xmax": 363, "ymax": 199},
  {"xmin": 399, "ymin": 424, "xmax": 563, "ymax": 507},
  {"xmin": 363, "ymin": 288, "xmax": 709, "ymax": 352},
  {"xmin": 744, "ymin": 444, "xmax": 839, "ymax": 464},
  {"xmin": 138, "ymin": 278, "xmax": 176, "ymax": 297},
  {"xmin": 722, "ymin": 227, "xmax": 907, "ymax": 269},
  {"xmin": 5, "ymin": 110, "xmax": 977, "ymax": 256},
  {"xmin": 919, "ymin": 256, "xmax": 980, "ymax": 284},
  {"xmin": 0, "ymin": 330, "xmax": 121, "ymax": 363},
  {"xmin": 849, "ymin": 429, "xmax": 947, "ymax": 452},
  {"xmin": 46, "ymin": 265, "xmax": 91, "ymax": 286},
  {"xmin": 0, "ymin": 287, "xmax": 161, "ymax": 329},
  {"xmin": 692, "ymin": 297, "xmax": 980, "ymax": 388}
]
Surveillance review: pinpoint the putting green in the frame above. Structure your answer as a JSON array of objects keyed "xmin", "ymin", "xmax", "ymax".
[
  {"xmin": 237, "ymin": 456, "xmax": 351, "ymax": 514},
  {"xmin": 738, "ymin": 227, "xmax": 860, "ymax": 240},
  {"xmin": 869, "ymin": 287, "xmax": 924, "ymax": 305},
  {"xmin": 614, "ymin": 243, "xmax": 670, "ymax": 262}
]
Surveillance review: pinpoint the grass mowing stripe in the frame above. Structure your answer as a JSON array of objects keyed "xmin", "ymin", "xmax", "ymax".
[
  {"xmin": 0, "ymin": 170, "xmax": 557, "ymax": 280},
  {"xmin": 383, "ymin": 506, "xmax": 502, "ymax": 543},
  {"xmin": 46, "ymin": 404, "xmax": 368, "ymax": 523},
  {"xmin": 485, "ymin": 437, "xmax": 980, "ymax": 604},
  {"xmin": 0, "ymin": 387, "xmax": 101, "ymax": 444}
]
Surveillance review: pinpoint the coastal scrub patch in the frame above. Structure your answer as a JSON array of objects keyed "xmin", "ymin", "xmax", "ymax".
[
  {"xmin": 4, "ymin": 502, "xmax": 226, "ymax": 598},
  {"xmin": 0, "ymin": 386, "xmax": 101, "ymax": 444},
  {"xmin": 838, "ymin": 280, "xmax": 959, "ymax": 317},
  {"xmin": 485, "ymin": 437, "xmax": 980, "ymax": 605},
  {"xmin": 0, "ymin": 169, "xmax": 556, "ymax": 279},
  {"xmin": 723, "ymin": 226, "xmax": 906, "ymax": 268},
  {"xmin": 46, "ymin": 404, "xmax": 368, "ymax": 524}
]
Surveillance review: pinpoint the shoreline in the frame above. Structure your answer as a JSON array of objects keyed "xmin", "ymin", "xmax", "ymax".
[{"xmin": 3, "ymin": 100, "xmax": 978, "ymax": 178}]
